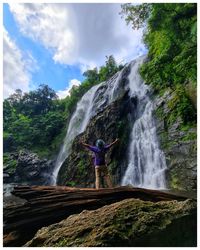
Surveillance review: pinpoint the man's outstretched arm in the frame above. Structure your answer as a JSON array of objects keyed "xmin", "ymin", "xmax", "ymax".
[
  {"xmin": 81, "ymin": 141, "xmax": 91, "ymax": 148},
  {"xmin": 106, "ymin": 138, "xmax": 119, "ymax": 148},
  {"xmin": 81, "ymin": 141, "xmax": 98, "ymax": 153}
]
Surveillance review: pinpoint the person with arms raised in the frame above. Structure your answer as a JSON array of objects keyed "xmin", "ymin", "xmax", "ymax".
[{"xmin": 81, "ymin": 138, "xmax": 119, "ymax": 189}]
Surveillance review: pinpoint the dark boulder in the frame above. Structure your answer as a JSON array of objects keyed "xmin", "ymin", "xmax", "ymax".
[{"xmin": 3, "ymin": 150, "xmax": 54, "ymax": 185}]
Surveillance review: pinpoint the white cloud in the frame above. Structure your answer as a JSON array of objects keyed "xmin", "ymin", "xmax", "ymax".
[
  {"xmin": 79, "ymin": 60, "xmax": 98, "ymax": 74},
  {"xmin": 3, "ymin": 27, "xmax": 37, "ymax": 99},
  {"xmin": 9, "ymin": 3, "xmax": 146, "ymax": 69},
  {"xmin": 9, "ymin": 3, "xmax": 77, "ymax": 65},
  {"xmin": 56, "ymin": 79, "xmax": 81, "ymax": 99}
]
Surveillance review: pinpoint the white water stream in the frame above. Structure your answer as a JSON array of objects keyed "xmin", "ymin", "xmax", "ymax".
[
  {"xmin": 51, "ymin": 84, "xmax": 100, "ymax": 184},
  {"xmin": 52, "ymin": 69, "xmax": 126, "ymax": 185},
  {"xmin": 121, "ymin": 58, "xmax": 167, "ymax": 189},
  {"xmin": 52, "ymin": 56, "xmax": 167, "ymax": 188}
]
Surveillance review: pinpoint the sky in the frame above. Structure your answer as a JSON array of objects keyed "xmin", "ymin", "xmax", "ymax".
[{"xmin": 3, "ymin": 3, "xmax": 147, "ymax": 99}]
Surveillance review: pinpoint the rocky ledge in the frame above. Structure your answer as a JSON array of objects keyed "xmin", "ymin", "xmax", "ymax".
[
  {"xmin": 3, "ymin": 186, "xmax": 196, "ymax": 247},
  {"xmin": 25, "ymin": 198, "xmax": 196, "ymax": 247}
]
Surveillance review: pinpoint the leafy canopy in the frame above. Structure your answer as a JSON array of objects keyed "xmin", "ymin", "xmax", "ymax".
[
  {"xmin": 121, "ymin": 3, "xmax": 197, "ymax": 124},
  {"xmin": 3, "ymin": 55, "xmax": 123, "ymax": 156}
]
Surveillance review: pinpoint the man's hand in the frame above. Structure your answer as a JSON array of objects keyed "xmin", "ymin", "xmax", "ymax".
[
  {"xmin": 108, "ymin": 138, "xmax": 119, "ymax": 148},
  {"xmin": 114, "ymin": 138, "xmax": 119, "ymax": 144},
  {"xmin": 81, "ymin": 141, "xmax": 90, "ymax": 147}
]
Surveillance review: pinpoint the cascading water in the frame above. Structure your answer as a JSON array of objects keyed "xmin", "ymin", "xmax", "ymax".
[
  {"xmin": 52, "ymin": 66, "xmax": 128, "ymax": 185},
  {"xmin": 52, "ymin": 55, "xmax": 167, "ymax": 188},
  {"xmin": 121, "ymin": 57, "xmax": 167, "ymax": 189},
  {"xmin": 51, "ymin": 84, "xmax": 101, "ymax": 185}
]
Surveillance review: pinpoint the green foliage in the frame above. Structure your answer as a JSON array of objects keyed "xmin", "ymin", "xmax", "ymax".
[
  {"xmin": 3, "ymin": 85, "xmax": 65, "ymax": 154},
  {"xmin": 123, "ymin": 3, "xmax": 197, "ymax": 89},
  {"xmin": 77, "ymin": 158, "xmax": 87, "ymax": 177},
  {"xmin": 121, "ymin": 3, "xmax": 197, "ymax": 126},
  {"xmin": 83, "ymin": 67, "xmax": 99, "ymax": 83},
  {"xmin": 3, "ymin": 153, "xmax": 10, "ymax": 166},
  {"xmin": 3, "ymin": 56, "xmax": 123, "ymax": 157},
  {"xmin": 3, "ymin": 153, "xmax": 18, "ymax": 174},
  {"xmin": 3, "ymin": 131, "xmax": 14, "ymax": 152},
  {"xmin": 167, "ymin": 85, "xmax": 196, "ymax": 125},
  {"xmin": 181, "ymin": 132, "xmax": 196, "ymax": 142},
  {"xmin": 66, "ymin": 181, "xmax": 76, "ymax": 187},
  {"xmin": 170, "ymin": 173, "xmax": 180, "ymax": 190},
  {"xmin": 99, "ymin": 56, "xmax": 120, "ymax": 82},
  {"xmin": 155, "ymin": 107, "xmax": 164, "ymax": 119},
  {"xmin": 120, "ymin": 3, "xmax": 152, "ymax": 29}
]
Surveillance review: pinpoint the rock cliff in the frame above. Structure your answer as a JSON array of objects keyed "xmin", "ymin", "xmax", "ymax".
[
  {"xmin": 57, "ymin": 64, "xmax": 196, "ymax": 192},
  {"xmin": 3, "ymin": 150, "xmax": 54, "ymax": 185},
  {"xmin": 153, "ymin": 90, "xmax": 197, "ymax": 191},
  {"xmin": 57, "ymin": 64, "xmax": 134, "ymax": 187}
]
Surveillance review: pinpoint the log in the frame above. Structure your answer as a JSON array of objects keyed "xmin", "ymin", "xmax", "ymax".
[{"xmin": 3, "ymin": 185, "xmax": 189, "ymax": 247}]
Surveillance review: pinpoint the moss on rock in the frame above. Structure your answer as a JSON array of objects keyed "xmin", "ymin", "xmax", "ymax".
[
  {"xmin": 25, "ymin": 198, "xmax": 196, "ymax": 247},
  {"xmin": 3, "ymin": 153, "xmax": 18, "ymax": 175},
  {"xmin": 154, "ymin": 88, "xmax": 197, "ymax": 192}
]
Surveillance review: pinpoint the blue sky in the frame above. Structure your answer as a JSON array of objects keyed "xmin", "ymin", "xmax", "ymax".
[{"xmin": 3, "ymin": 3, "xmax": 146, "ymax": 99}]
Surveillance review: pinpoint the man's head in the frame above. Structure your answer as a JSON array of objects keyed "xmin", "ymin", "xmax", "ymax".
[{"xmin": 96, "ymin": 139, "xmax": 105, "ymax": 149}]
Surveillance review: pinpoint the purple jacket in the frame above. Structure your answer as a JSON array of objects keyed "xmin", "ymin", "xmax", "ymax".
[{"xmin": 87, "ymin": 145, "xmax": 111, "ymax": 166}]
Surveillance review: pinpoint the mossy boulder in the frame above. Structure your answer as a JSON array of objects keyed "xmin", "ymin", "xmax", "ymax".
[{"xmin": 25, "ymin": 198, "xmax": 197, "ymax": 247}]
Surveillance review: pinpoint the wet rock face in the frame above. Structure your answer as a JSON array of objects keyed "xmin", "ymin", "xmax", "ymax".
[
  {"xmin": 3, "ymin": 150, "xmax": 54, "ymax": 185},
  {"xmin": 153, "ymin": 90, "xmax": 197, "ymax": 191},
  {"xmin": 57, "ymin": 90, "xmax": 135, "ymax": 187},
  {"xmin": 25, "ymin": 198, "xmax": 197, "ymax": 247},
  {"xmin": 56, "ymin": 64, "xmax": 133, "ymax": 187}
]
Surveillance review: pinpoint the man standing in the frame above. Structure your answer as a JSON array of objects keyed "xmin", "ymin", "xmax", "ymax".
[{"xmin": 81, "ymin": 138, "xmax": 119, "ymax": 189}]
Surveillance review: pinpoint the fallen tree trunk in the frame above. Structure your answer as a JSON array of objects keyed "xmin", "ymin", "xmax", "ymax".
[{"xmin": 4, "ymin": 185, "xmax": 188, "ymax": 247}]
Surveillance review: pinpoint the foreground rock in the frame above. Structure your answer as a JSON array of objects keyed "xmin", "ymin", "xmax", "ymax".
[
  {"xmin": 3, "ymin": 185, "xmax": 191, "ymax": 247},
  {"xmin": 25, "ymin": 198, "xmax": 197, "ymax": 247}
]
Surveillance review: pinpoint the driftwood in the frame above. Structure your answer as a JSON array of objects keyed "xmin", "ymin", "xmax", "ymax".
[{"xmin": 3, "ymin": 185, "xmax": 188, "ymax": 247}]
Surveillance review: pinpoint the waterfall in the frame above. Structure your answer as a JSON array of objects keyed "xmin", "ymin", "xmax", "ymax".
[
  {"xmin": 52, "ymin": 55, "xmax": 167, "ymax": 188},
  {"xmin": 51, "ymin": 84, "xmax": 101, "ymax": 185},
  {"xmin": 121, "ymin": 57, "xmax": 167, "ymax": 189},
  {"xmin": 52, "ymin": 64, "xmax": 129, "ymax": 185}
]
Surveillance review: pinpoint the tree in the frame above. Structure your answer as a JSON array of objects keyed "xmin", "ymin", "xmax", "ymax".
[
  {"xmin": 99, "ymin": 55, "xmax": 119, "ymax": 82},
  {"xmin": 83, "ymin": 68, "xmax": 99, "ymax": 84},
  {"xmin": 7, "ymin": 89, "xmax": 23, "ymax": 105},
  {"xmin": 120, "ymin": 3, "xmax": 197, "ymax": 89},
  {"xmin": 120, "ymin": 3, "xmax": 151, "ymax": 29},
  {"xmin": 3, "ymin": 56, "xmax": 124, "ymax": 156},
  {"xmin": 120, "ymin": 3, "xmax": 197, "ymax": 124}
]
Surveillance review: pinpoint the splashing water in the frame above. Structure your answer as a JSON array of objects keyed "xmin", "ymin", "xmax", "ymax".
[
  {"xmin": 121, "ymin": 57, "xmax": 167, "ymax": 189},
  {"xmin": 51, "ymin": 84, "xmax": 101, "ymax": 184},
  {"xmin": 52, "ymin": 65, "xmax": 128, "ymax": 185}
]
